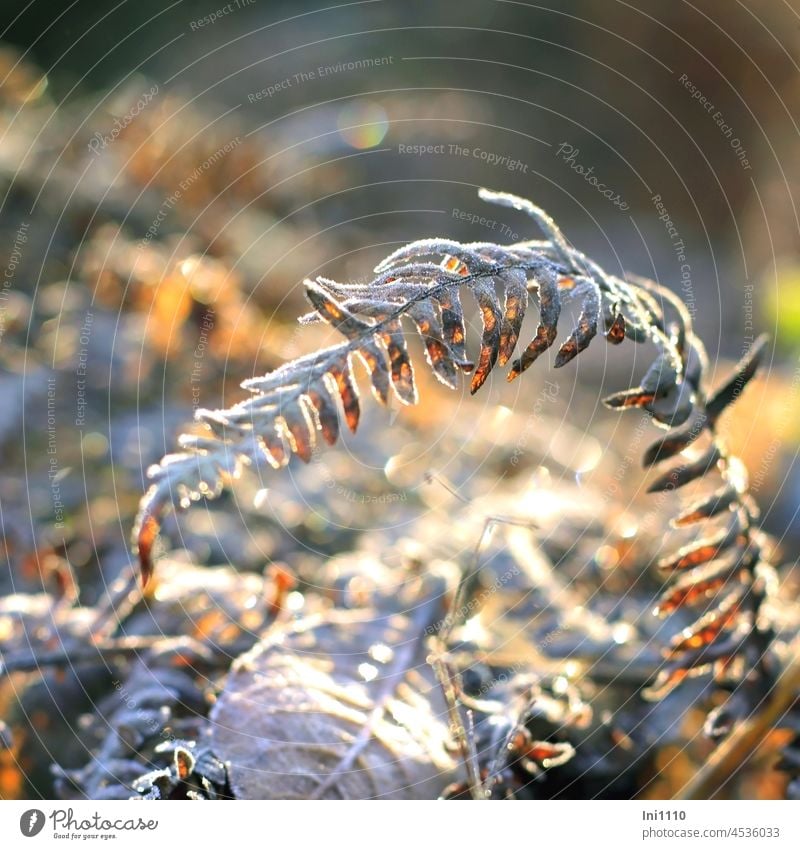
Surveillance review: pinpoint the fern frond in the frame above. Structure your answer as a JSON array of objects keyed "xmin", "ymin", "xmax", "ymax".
[
  {"xmin": 641, "ymin": 335, "xmax": 775, "ymax": 706},
  {"xmin": 133, "ymin": 189, "xmax": 684, "ymax": 583}
]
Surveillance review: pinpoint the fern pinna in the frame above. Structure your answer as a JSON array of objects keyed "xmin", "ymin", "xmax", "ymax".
[{"xmin": 133, "ymin": 188, "xmax": 775, "ymax": 723}]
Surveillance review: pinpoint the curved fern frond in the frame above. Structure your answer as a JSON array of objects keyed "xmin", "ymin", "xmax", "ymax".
[
  {"xmin": 133, "ymin": 189, "xmax": 687, "ymax": 584},
  {"xmin": 132, "ymin": 188, "xmax": 775, "ymax": 727},
  {"xmin": 641, "ymin": 334, "xmax": 775, "ymax": 706}
]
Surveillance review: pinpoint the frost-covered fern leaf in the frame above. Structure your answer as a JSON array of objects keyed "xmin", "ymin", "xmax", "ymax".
[
  {"xmin": 133, "ymin": 187, "xmax": 779, "ymax": 725},
  {"xmin": 641, "ymin": 335, "xmax": 776, "ymax": 707},
  {"xmin": 133, "ymin": 188, "xmax": 687, "ymax": 585}
]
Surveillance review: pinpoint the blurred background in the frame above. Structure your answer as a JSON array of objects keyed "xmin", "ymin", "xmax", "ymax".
[{"xmin": 1, "ymin": 0, "xmax": 799, "ymax": 799}]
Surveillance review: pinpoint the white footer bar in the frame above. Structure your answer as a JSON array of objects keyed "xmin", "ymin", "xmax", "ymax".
[{"xmin": 2, "ymin": 799, "xmax": 798, "ymax": 848}]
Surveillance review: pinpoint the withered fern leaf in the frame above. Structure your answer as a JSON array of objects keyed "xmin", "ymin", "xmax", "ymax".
[
  {"xmin": 641, "ymin": 335, "xmax": 775, "ymax": 706},
  {"xmin": 132, "ymin": 188, "xmax": 775, "ymax": 715}
]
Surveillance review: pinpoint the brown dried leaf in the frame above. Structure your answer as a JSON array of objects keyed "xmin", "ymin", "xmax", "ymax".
[
  {"xmin": 279, "ymin": 398, "xmax": 315, "ymax": 463},
  {"xmin": 642, "ymin": 411, "xmax": 708, "ymax": 467},
  {"xmin": 136, "ymin": 513, "xmax": 159, "ymax": 589},
  {"xmin": 508, "ymin": 264, "xmax": 560, "ymax": 379},
  {"xmin": 650, "ymin": 636, "xmax": 744, "ymax": 695},
  {"xmin": 356, "ymin": 341, "xmax": 391, "ymax": 405},
  {"xmin": 175, "ymin": 747, "xmax": 195, "ymax": 781},
  {"xmin": 380, "ymin": 320, "xmax": 417, "ymax": 405},
  {"xmin": 665, "ymin": 588, "xmax": 746, "ymax": 660},
  {"xmin": 654, "ymin": 560, "xmax": 742, "ymax": 617},
  {"xmin": 305, "ymin": 386, "xmax": 340, "ymax": 446},
  {"xmin": 304, "ymin": 281, "xmax": 373, "ymax": 339},
  {"xmin": 469, "ymin": 279, "xmax": 502, "ymax": 393},
  {"xmin": 605, "ymin": 311, "xmax": 626, "ymax": 344},
  {"xmin": 405, "ymin": 301, "xmax": 458, "ymax": 388},
  {"xmin": 554, "ymin": 282, "xmax": 599, "ymax": 367},
  {"xmin": 497, "ymin": 268, "xmax": 528, "ymax": 365},
  {"xmin": 603, "ymin": 387, "xmax": 657, "ymax": 410},
  {"xmin": 131, "ymin": 190, "xmax": 716, "ymax": 594},
  {"xmin": 329, "ymin": 361, "xmax": 360, "ymax": 433},
  {"xmin": 672, "ymin": 486, "xmax": 739, "ymax": 527},
  {"xmin": 657, "ymin": 522, "xmax": 745, "ymax": 573},
  {"xmin": 260, "ymin": 428, "xmax": 289, "ymax": 468},
  {"xmin": 434, "ymin": 288, "xmax": 471, "ymax": 370}
]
